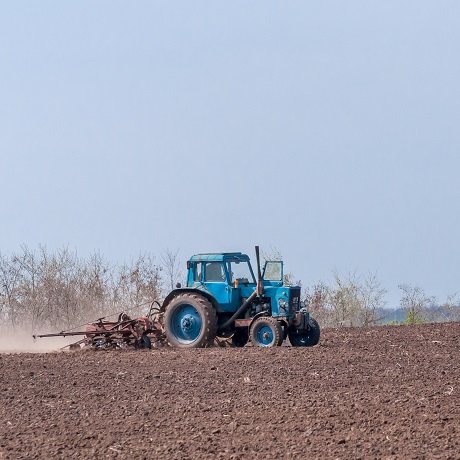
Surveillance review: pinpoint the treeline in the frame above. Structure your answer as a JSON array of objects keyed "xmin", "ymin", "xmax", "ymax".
[
  {"xmin": 0, "ymin": 246, "xmax": 172, "ymax": 333},
  {"xmin": 1, "ymin": 246, "xmax": 458, "ymax": 333},
  {"xmin": 302, "ymin": 271, "xmax": 460, "ymax": 328}
]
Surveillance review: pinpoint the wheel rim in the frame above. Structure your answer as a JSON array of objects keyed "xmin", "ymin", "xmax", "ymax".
[
  {"xmin": 253, "ymin": 324, "xmax": 275, "ymax": 346},
  {"xmin": 170, "ymin": 304, "xmax": 203, "ymax": 344}
]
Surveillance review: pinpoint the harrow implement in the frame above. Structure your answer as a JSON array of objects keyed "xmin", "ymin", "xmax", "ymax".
[{"xmin": 33, "ymin": 303, "xmax": 165, "ymax": 350}]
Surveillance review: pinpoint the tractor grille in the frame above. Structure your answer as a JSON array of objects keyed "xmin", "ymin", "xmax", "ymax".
[{"xmin": 289, "ymin": 287, "xmax": 301, "ymax": 313}]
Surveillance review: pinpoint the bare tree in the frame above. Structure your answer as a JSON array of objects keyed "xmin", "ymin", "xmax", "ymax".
[
  {"xmin": 327, "ymin": 270, "xmax": 363, "ymax": 327},
  {"xmin": 0, "ymin": 252, "xmax": 21, "ymax": 327},
  {"xmin": 359, "ymin": 272, "xmax": 388, "ymax": 327},
  {"xmin": 304, "ymin": 271, "xmax": 387, "ymax": 328},
  {"xmin": 75, "ymin": 250, "xmax": 113, "ymax": 323},
  {"xmin": 112, "ymin": 253, "xmax": 162, "ymax": 318},
  {"xmin": 303, "ymin": 282, "xmax": 334, "ymax": 328},
  {"xmin": 426, "ymin": 293, "xmax": 460, "ymax": 323},
  {"xmin": 11, "ymin": 245, "xmax": 47, "ymax": 330},
  {"xmin": 260, "ymin": 247, "xmax": 299, "ymax": 286},
  {"xmin": 0, "ymin": 247, "xmax": 164, "ymax": 334},
  {"xmin": 160, "ymin": 248, "xmax": 184, "ymax": 293},
  {"xmin": 398, "ymin": 284, "xmax": 435, "ymax": 324}
]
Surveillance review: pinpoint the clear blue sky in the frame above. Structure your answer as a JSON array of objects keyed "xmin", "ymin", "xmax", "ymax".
[{"xmin": 1, "ymin": 1, "xmax": 459, "ymax": 306}]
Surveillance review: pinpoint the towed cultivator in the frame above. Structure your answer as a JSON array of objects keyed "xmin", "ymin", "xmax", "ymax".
[
  {"xmin": 33, "ymin": 303, "xmax": 165, "ymax": 350},
  {"xmin": 35, "ymin": 246, "xmax": 320, "ymax": 350}
]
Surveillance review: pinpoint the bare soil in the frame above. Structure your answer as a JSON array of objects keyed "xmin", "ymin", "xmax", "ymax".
[{"xmin": 0, "ymin": 322, "xmax": 459, "ymax": 459}]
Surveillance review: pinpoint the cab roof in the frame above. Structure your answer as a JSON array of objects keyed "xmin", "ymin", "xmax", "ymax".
[{"xmin": 189, "ymin": 252, "xmax": 249, "ymax": 262}]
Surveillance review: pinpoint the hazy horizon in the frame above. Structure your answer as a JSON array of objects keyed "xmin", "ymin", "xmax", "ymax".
[{"xmin": 1, "ymin": 2, "xmax": 459, "ymax": 307}]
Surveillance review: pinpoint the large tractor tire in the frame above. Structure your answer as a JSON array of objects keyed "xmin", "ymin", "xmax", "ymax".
[
  {"xmin": 250, "ymin": 317, "xmax": 283, "ymax": 347},
  {"xmin": 288, "ymin": 317, "xmax": 320, "ymax": 347},
  {"xmin": 164, "ymin": 293, "xmax": 217, "ymax": 348}
]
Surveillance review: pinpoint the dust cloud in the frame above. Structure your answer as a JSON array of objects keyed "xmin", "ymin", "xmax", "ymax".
[{"xmin": 0, "ymin": 330, "xmax": 77, "ymax": 353}]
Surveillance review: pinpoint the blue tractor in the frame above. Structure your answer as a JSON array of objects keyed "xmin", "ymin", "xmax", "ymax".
[{"xmin": 160, "ymin": 246, "xmax": 320, "ymax": 348}]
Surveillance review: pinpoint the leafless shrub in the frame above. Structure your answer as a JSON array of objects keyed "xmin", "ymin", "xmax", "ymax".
[
  {"xmin": 0, "ymin": 247, "xmax": 163, "ymax": 334},
  {"xmin": 303, "ymin": 282, "xmax": 333, "ymax": 328},
  {"xmin": 398, "ymin": 284, "xmax": 436, "ymax": 324},
  {"xmin": 261, "ymin": 247, "xmax": 300, "ymax": 286},
  {"xmin": 359, "ymin": 272, "xmax": 388, "ymax": 327},
  {"xmin": 425, "ymin": 293, "xmax": 460, "ymax": 323},
  {"xmin": 160, "ymin": 248, "xmax": 185, "ymax": 294},
  {"xmin": 112, "ymin": 253, "xmax": 162, "ymax": 318},
  {"xmin": 304, "ymin": 271, "xmax": 387, "ymax": 328}
]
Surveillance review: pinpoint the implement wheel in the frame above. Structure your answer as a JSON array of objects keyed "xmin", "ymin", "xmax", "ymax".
[
  {"xmin": 250, "ymin": 317, "xmax": 283, "ymax": 347},
  {"xmin": 164, "ymin": 293, "xmax": 217, "ymax": 348},
  {"xmin": 288, "ymin": 317, "xmax": 320, "ymax": 347},
  {"xmin": 136, "ymin": 334, "xmax": 152, "ymax": 349}
]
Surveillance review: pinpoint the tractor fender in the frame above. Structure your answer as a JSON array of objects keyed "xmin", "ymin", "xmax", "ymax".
[
  {"xmin": 161, "ymin": 288, "xmax": 219, "ymax": 313},
  {"xmin": 230, "ymin": 312, "xmax": 274, "ymax": 333},
  {"xmin": 246, "ymin": 313, "xmax": 288, "ymax": 336},
  {"xmin": 247, "ymin": 311, "xmax": 270, "ymax": 330}
]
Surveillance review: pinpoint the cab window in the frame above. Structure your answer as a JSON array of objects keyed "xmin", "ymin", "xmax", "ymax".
[
  {"xmin": 226, "ymin": 259, "xmax": 255, "ymax": 284},
  {"xmin": 263, "ymin": 261, "xmax": 282, "ymax": 282},
  {"xmin": 194, "ymin": 263, "xmax": 202, "ymax": 282},
  {"xmin": 204, "ymin": 262, "xmax": 225, "ymax": 282}
]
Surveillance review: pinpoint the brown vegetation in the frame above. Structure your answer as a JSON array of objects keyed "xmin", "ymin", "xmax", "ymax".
[{"xmin": 0, "ymin": 246, "xmax": 162, "ymax": 333}]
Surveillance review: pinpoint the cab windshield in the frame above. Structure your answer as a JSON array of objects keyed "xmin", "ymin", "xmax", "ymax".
[{"xmin": 225, "ymin": 258, "xmax": 255, "ymax": 284}]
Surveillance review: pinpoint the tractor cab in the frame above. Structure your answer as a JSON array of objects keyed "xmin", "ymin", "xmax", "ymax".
[
  {"xmin": 185, "ymin": 253, "xmax": 292, "ymax": 317},
  {"xmin": 186, "ymin": 253, "xmax": 256, "ymax": 312}
]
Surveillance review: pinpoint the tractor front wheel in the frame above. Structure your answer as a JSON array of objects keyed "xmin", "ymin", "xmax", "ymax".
[
  {"xmin": 250, "ymin": 317, "xmax": 283, "ymax": 347},
  {"xmin": 164, "ymin": 293, "xmax": 217, "ymax": 348},
  {"xmin": 288, "ymin": 317, "xmax": 320, "ymax": 347}
]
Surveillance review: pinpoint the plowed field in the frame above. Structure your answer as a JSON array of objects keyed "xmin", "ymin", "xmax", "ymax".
[{"xmin": 1, "ymin": 322, "xmax": 459, "ymax": 459}]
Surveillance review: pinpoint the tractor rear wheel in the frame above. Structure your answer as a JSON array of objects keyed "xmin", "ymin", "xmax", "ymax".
[
  {"xmin": 164, "ymin": 293, "xmax": 217, "ymax": 348},
  {"xmin": 288, "ymin": 317, "xmax": 320, "ymax": 347},
  {"xmin": 250, "ymin": 317, "xmax": 283, "ymax": 347}
]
